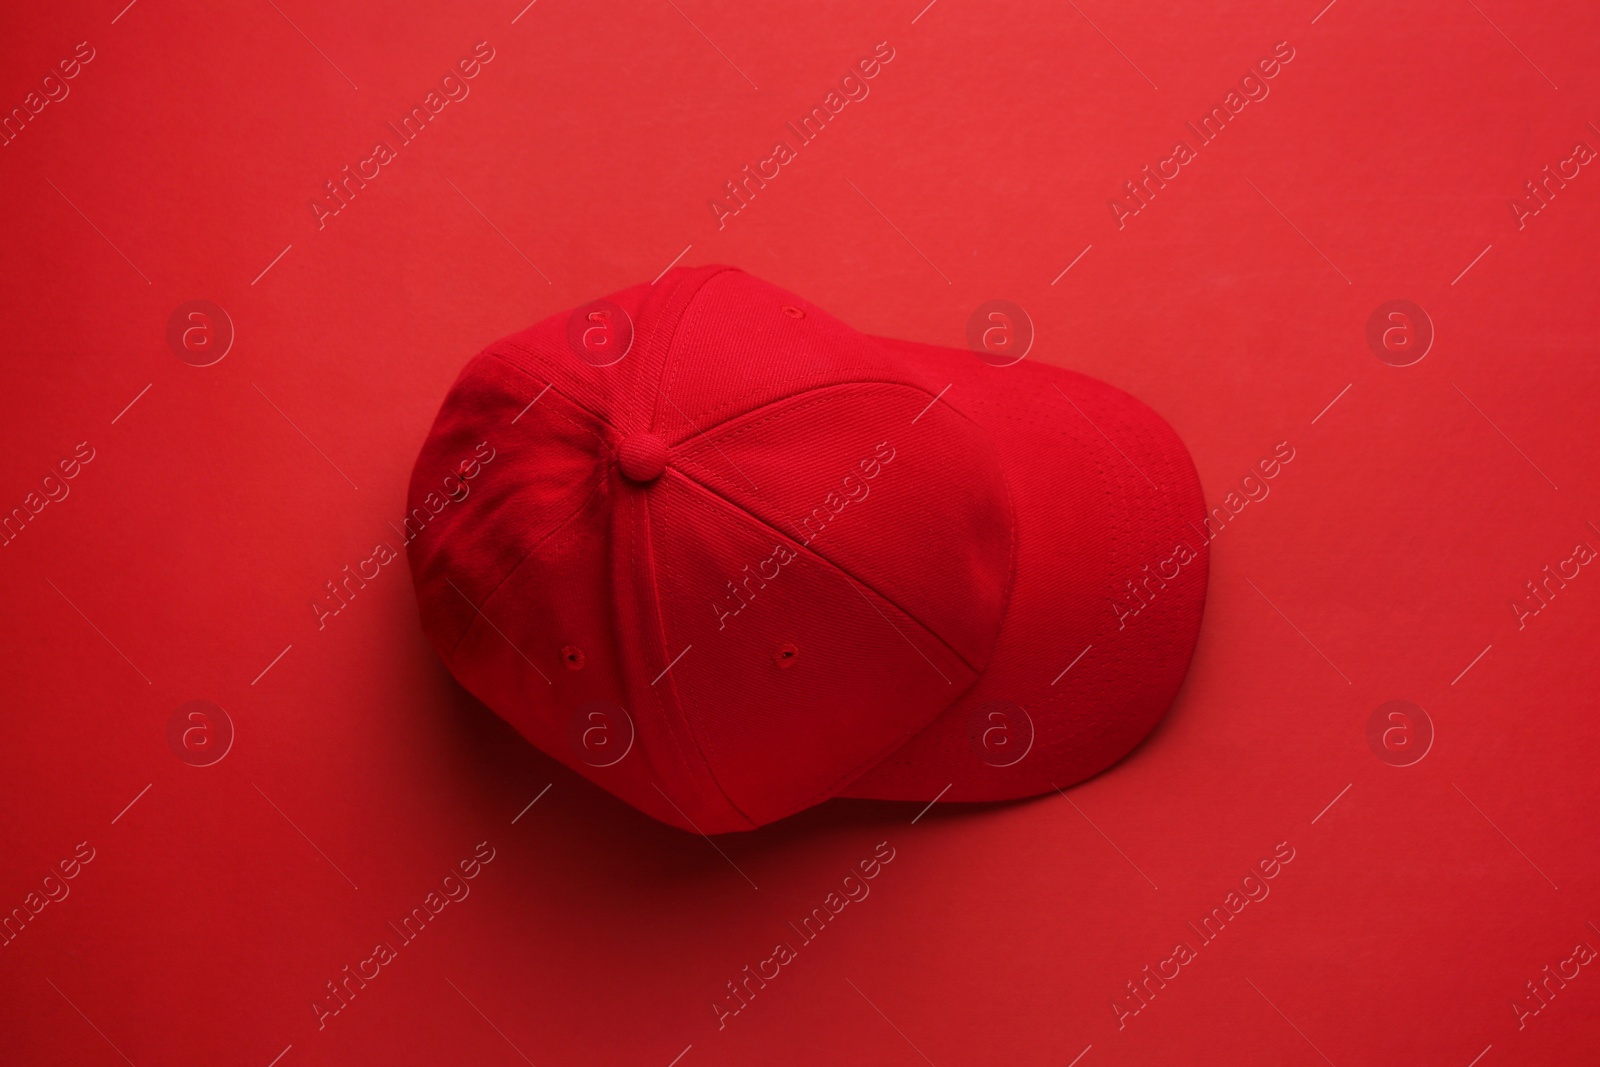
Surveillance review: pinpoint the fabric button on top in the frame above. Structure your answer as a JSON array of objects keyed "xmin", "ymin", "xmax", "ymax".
[{"xmin": 617, "ymin": 433, "xmax": 668, "ymax": 482}]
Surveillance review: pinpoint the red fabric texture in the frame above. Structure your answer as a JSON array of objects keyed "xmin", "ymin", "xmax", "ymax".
[
  {"xmin": 407, "ymin": 266, "xmax": 1207, "ymax": 832},
  {"xmin": 838, "ymin": 337, "xmax": 1210, "ymax": 801}
]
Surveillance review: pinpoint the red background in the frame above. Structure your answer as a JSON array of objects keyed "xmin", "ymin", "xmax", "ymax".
[{"xmin": 2, "ymin": 0, "xmax": 1597, "ymax": 1064}]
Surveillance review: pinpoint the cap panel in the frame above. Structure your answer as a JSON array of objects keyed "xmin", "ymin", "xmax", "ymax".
[
  {"xmin": 408, "ymin": 263, "xmax": 709, "ymax": 660},
  {"xmin": 491, "ymin": 268, "xmax": 723, "ymax": 434},
  {"xmin": 671, "ymin": 380, "xmax": 1013, "ymax": 672},
  {"xmin": 406, "ymin": 353, "xmax": 610, "ymax": 662},
  {"xmin": 644, "ymin": 468, "xmax": 978, "ymax": 828},
  {"xmin": 649, "ymin": 270, "xmax": 943, "ymax": 445},
  {"xmin": 445, "ymin": 473, "xmax": 670, "ymax": 825}
]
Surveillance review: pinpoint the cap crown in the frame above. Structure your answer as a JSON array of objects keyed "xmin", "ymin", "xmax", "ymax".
[{"xmin": 408, "ymin": 266, "xmax": 1014, "ymax": 832}]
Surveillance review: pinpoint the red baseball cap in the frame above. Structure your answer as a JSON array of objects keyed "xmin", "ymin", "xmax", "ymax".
[{"xmin": 406, "ymin": 265, "xmax": 1208, "ymax": 833}]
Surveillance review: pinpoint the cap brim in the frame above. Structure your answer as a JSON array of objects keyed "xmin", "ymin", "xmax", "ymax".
[{"xmin": 837, "ymin": 338, "xmax": 1208, "ymax": 803}]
